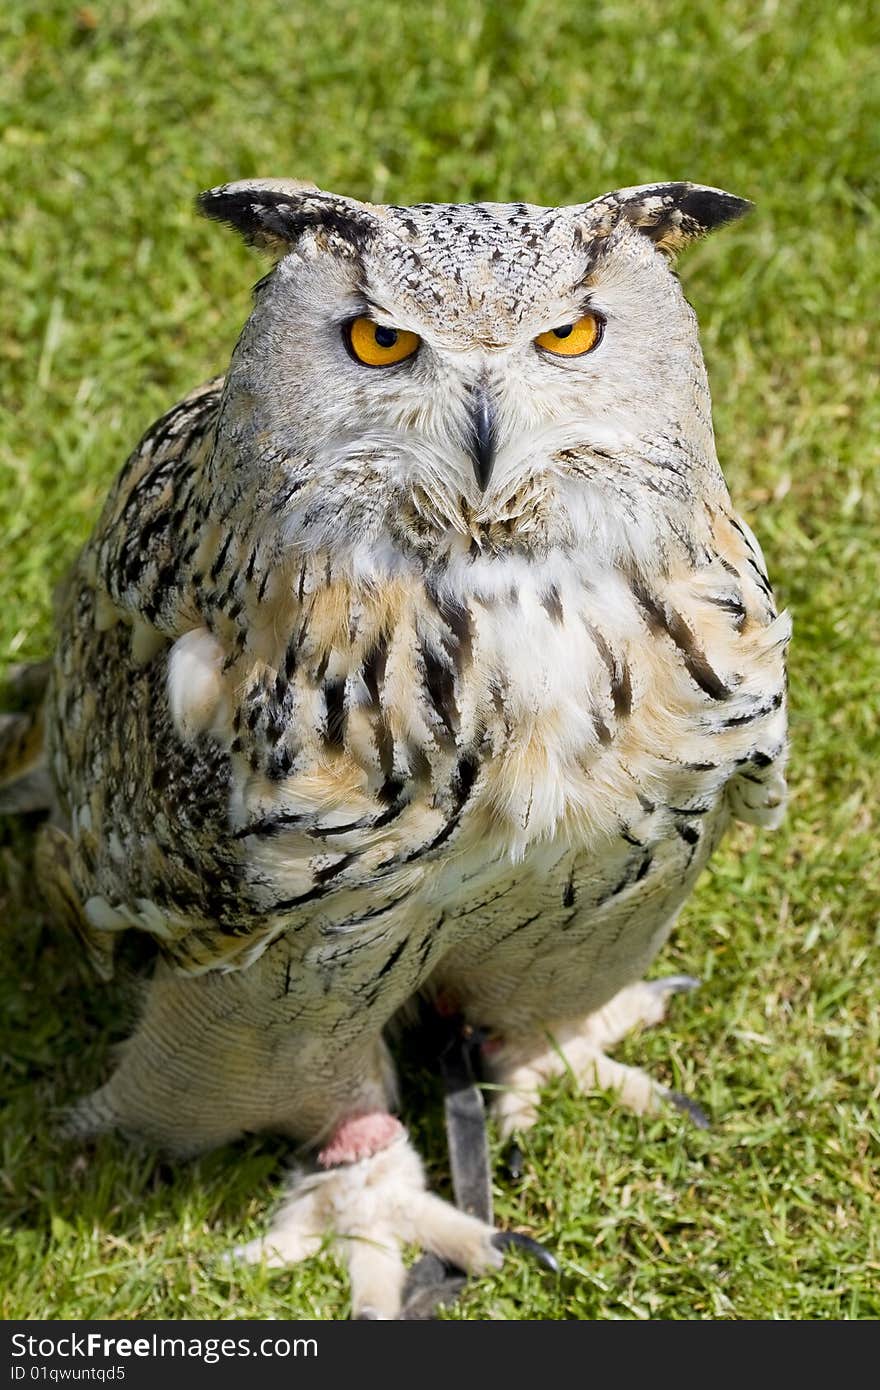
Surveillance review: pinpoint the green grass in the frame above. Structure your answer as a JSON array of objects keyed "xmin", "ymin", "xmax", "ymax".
[{"xmin": 1, "ymin": 0, "xmax": 878, "ymax": 1321}]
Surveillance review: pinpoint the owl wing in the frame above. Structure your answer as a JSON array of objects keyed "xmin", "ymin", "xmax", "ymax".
[
  {"xmin": 51, "ymin": 382, "xmax": 455, "ymax": 977},
  {"xmin": 3, "ymin": 386, "xmax": 223, "ymax": 822},
  {"xmin": 701, "ymin": 506, "xmax": 791, "ymax": 828},
  {"xmin": 90, "ymin": 377, "xmax": 225, "ymax": 642}
]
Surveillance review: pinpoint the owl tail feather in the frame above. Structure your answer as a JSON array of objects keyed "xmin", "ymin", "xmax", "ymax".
[{"xmin": 0, "ymin": 661, "xmax": 54, "ymax": 815}]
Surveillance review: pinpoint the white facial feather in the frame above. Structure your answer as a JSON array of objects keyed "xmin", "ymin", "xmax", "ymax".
[{"xmin": 208, "ymin": 186, "xmax": 735, "ymax": 587}]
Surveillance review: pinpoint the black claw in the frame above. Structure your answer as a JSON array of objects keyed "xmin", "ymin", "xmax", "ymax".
[
  {"xmin": 401, "ymin": 1253, "xmax": 467, "ymax": 1320},
  {"xmin": 669, "ymin": 1090, "xmax": 711, "ymax": 1129},
  {"xmin": 505, "ymin": 1140, "xmax": 525, "ymax": 1182},
  {"xmin": 403, "ymin": 1252, "xmax": 449, "ymax": 1293},
  {"xmin": 492, "ymin": 1229, "xmax": 560, "ymax": 1274},
  {"xmin": 647, "ymin": 974, "xmax": 701, "ymax": 997},
  {"xmin": 669, "ymin": 974, "xmax": 702, "ymax": 993},
  {"xmin": 401, "ymin": 1275, "xmax": 467, "ymax": 1320}
]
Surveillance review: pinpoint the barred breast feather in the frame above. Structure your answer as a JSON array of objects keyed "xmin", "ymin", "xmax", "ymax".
[{"xmin": 48, "ymin": 381, "xmax": 788, "ymax": 1031}]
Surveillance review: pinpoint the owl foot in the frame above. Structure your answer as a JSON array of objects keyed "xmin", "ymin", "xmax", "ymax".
[
  {"xmin": 233, "ymin": 1128, "xmax": 553, "ymax": 1319},
  {"xmin": 399, "ymin": 1232, "xmax": 557, "ymax": 1319},
  {"xmin": 488, "ymin": 975, "xmax": 706, "ymax": 1140}
]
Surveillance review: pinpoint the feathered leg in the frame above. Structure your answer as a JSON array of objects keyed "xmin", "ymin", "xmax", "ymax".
[{"xmin": 64, "ymin": 948, "xmax": 537, "ymax": 1319}]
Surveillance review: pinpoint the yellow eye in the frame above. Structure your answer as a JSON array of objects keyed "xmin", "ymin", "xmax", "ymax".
[
  {"xmin": 535, "ymin": 312, "xmax": 603, "ymax": 358},
  {"xmin": 346, "ymin": 316, "xmax": 421, "ymax": 367}
]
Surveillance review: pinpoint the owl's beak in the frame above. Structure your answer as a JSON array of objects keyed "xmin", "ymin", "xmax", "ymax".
[{"xmin": 467, "ymin": 385, "xmax": 496, "ymax": 491}]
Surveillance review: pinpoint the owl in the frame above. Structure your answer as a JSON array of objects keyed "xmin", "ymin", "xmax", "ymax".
[{"xmin": 3, "ymin": 178, "xmax": 789, "ymax": 1319}]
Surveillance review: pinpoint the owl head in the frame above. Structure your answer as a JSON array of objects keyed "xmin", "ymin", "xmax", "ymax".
[{"xmin": 200, "ymin": 179, "xmax": 750, "ymax": 577}]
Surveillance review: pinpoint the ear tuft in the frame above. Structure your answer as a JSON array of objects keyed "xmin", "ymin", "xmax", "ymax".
[
  {"xmin": 595, "ymin": 181, "xmax": 753, "ymax": 257},
  {"xmin": 198, "ymin": 179, "xmax": 377, "ymax": 256}
]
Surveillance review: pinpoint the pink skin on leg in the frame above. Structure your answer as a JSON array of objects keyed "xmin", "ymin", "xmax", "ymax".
[{"xmin": 317, "ymin": 1112, "xmax": 405, "ymax": 1168}]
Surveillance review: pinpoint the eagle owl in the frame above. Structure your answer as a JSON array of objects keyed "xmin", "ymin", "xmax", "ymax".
[{"xmin": 13, "ymin": 179, "xmax": 790, "ymax": 1318}]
